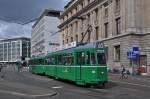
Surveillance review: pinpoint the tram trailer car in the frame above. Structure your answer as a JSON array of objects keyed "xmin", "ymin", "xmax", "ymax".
[{"xmin": 29, "ymin": 42, "xmax": 108, "ymax": 85}]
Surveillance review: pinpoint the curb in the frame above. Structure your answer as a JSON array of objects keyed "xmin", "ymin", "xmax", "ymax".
[{"xmin": 0, "ymin": 89, "xmax": 57, "ymax": 98}]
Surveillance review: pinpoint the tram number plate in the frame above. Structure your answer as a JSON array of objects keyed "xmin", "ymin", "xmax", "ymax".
[
  {"xmin": 96, "ymin": 42, "xmax": 105, "ymax": 49},
  {"xmin": 97, "ymin": 50, "xmax": 105, "ymax": 53}
]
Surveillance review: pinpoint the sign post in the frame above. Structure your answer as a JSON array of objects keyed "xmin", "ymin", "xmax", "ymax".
[{"xmin": 127, "ymin": 47, "xmax": 140, "ymax": 75}]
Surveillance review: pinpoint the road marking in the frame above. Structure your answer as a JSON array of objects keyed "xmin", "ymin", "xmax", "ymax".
[
  {"xmin": 52, "ymin": 86, "xmax": 63, "ymax": 89},
  {"xmin": 122, "ymin": 87, "xmax": 139, "ymax": 92},
  {"xmin": 0, "ymin": 89, "xmax": 56, "ymax": 98},
  {"xmin": 110, "ymin": 80, "xmax": 150, "ymax": 88},
  {"xmin": 93, "ymin": 89, "xmax": 111, "ymax": 93}
]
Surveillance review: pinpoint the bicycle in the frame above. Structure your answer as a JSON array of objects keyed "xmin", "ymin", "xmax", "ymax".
[{"xmin": 120, "ymin": 71, "xmax": 128, "ymax": 79}]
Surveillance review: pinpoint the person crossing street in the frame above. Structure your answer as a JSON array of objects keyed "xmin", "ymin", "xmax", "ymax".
[{"xmin": 120, "ymin": 65, "xmax": 128, "ymax": 79}]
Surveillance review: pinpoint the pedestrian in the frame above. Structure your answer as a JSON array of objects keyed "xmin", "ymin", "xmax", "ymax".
[
  {"xmin": 0, "ymin": 64, "xmax": 5, "ymax": 78},
  {"xmin": 0, "ymin": 65, "xmax": 2, "ymax": 72},
  {"xmin": 120, "ymin": 65, "xmax": 127, "ymax": 79}
]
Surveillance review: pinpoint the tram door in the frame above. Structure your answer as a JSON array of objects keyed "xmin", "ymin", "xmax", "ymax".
[{"xmin": 75, "ymin": 51, "xmax": 85, "ymax": 80}]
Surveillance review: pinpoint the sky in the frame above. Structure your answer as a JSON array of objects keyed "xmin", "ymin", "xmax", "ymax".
[{"xmin": 0, "ymin": 0, "xmax": 70, "ymax": 39}]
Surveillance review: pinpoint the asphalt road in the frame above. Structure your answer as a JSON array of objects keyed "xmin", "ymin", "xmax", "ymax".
[{"xmin": 0, "ymin": 65, "xmax": 150, "ymax": 99}]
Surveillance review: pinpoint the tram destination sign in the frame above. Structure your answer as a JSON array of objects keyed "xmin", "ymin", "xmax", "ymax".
[{"xmin": 96, "ymin": 41, "xmax": 105, "ymax": 49}]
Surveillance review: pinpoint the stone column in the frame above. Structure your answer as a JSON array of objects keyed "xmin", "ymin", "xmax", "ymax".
[{"xmin": 126, "ymin": 0, "xmax": 137, "ymax": 33}]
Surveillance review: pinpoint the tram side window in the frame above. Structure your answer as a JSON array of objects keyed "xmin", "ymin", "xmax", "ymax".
[
  {"xmin": 32, "ymin": 60, "xmax": 34, "ymax": 65},
  {"xmin": 62, "ymin": 54, "xmax": 73, "ymax": 65},
  {"xmin": 76, "ymin": 52, "xmax": 85, "ymax": 65},
  {"xmin": 47, "ymin": 56, "xmax": 55, "ymax": 65},
  {"xmin": 86, "ymin": 51, "xmax": 90, "ymax": 65},
  {"xmin": 35, "ymin": 59, "xmax": 38, "ymax": 65},
  {"xmin": 97, "ymin": 53, "xmax": 106, "ymax": 65},
  {"xmin": 86, "ymin": 51, "xmax": 96, "ymax": 65},
  {"xmin": 56, "ymin": 55, "xmax": 66, "ymax": 65},
  {"xmin": 35, "ymin": 59, "xmax": 39, "ymax": 65},
  {"xmin": 91, "ymin": 53, "xmax": 96, "ymax": 65},
  {"xmin": 39, "ymin": 59, "xmax": 44, "ymax": 65},
  {"xmin": 29, "ymin": 60, "xmax": 32, "ymax": 65},
  {"xmin": 51, "ymin": 57, "xmax": 56, "ymax": 65},
  {"xmin": 45, "ymin": 58, "xmax": 50, "ymax": 65},
  {"xmin": 67, "ymin": 55, "xmax": 73, "ymax": 65},
  {"xmin": 58, "ymin": 55, "xmax": 61, "ymax": 65}
]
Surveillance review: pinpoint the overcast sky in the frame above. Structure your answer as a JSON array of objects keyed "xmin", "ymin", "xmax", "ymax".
[{"xmin": 0, "ymin": 0, "xmax": 70, "ymax": 39}]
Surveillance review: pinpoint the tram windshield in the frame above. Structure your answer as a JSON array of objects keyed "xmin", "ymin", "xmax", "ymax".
[{"xmin": 97, "ymin": 53, "xmax": 106, "ymax": 65}]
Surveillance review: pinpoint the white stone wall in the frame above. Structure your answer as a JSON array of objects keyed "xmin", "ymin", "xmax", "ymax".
[{"xmin": 31, "ymin": 16, "xmax": 60, "ymax": 56}]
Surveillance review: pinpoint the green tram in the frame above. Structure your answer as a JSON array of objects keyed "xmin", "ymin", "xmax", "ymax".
[{"xmin": 29, "ymin": 42, "xmax": 108, "ymax": 85}]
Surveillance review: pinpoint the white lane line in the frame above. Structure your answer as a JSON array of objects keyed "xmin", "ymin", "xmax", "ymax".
[
  {"xmin": 0, "ymin": 89, "xmax": 56, "ymax": 98},
  {"xmin": 110, "ymin": 80, "xmax": 150, "ymax": 88},
  {"xmin": 0, "ymin": 90, "xmax": 31, "ymax": 97},
  {"xmin": 122, "ymin": 87, "xmax": 139, "ymax": 92},
  {"xmin": 52, "ymin": 86, "xmax": 63, "ymax": 89}
]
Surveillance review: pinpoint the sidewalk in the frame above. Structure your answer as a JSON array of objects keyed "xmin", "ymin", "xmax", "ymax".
[{"xmin": 109, "ymin": 73, "xmax": 150, "ymax": 87}]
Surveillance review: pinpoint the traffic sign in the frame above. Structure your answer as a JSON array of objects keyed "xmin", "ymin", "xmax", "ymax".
[{"xmin": 127, "ymin": 47, "xmax": 140, "ymax": 60}]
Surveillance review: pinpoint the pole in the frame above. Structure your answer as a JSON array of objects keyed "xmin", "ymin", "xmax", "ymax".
[{"xmin": 132, "ymin": 60, "xmax": 134, "ymax": 75}]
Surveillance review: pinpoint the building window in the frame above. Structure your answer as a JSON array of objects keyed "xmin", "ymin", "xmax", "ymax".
[
  {"xmin": 70, "ymin": 24, "xmax": 73, "ymax": 34},
  {"xmin": 95, "ymin": 27, "xmax": 99, "ymax": 40},
  {"xmin": 115, "ymin": 0, "xmax": 120, "ymax": 11},
  {"xmin": 104, "ymin": 22, "xmax": 109, "ymax": 38},
  {"xmin": 75, "ymin": 21, "xmax": 78, "ymax": 32},
  {"xmin": 116, "ymin": 18, "xmax": 121, "ymax": 35},
  {"xmin": 66, "ymin": 26, "xmax": 69, "ymax": 35},
  {"xmin": 81, "ymin": 32, "xmax": 84, "ymax": 42},
  {"xmin": 95, "ymin": 8, "xmax": 98, "ymax": 20},
  {"xmin": 75, "ymin": 35, "xmax": 78, "ymax": 42},
  {"xmin": 104, "ymin": 8, "xmax": 108, "ymax": 17},
  {"xmin": 62, "ymin": 34, "xmax": 64, "ymax": 38},
  {"xmin": 63, "ymin": 40, "xmax": 64, "ymax": 45},
  {"xmin": 70, "ymin": 11, "xmax": 72, "ymax": 16},
  {"xmin": 81, "ymin": 3, "xmax": 84, "ymax": 9},
  {"xmin": 114, "ymin": 45, "xmax": 120, "ymax": 62},
  {"xmin": 87, "ymin": 13, "xmax": 90, "ymax": 25},
  {"xmin": 71, "ymin": 37, "xmax": 73, "ymax": 42},
  {"xmin": 88, "ymin": 0, "xmax": 90, "ymax": 5},
  {"xmin": 66, "ymin": 39, "xmax": 68, "ymax": 44},
  {"xmin": 81, "ymin": 19, "xmax": 84, "ymax": 30}
]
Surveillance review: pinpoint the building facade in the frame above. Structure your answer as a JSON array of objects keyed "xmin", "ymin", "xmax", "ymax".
[
  {"xmin": 31, "ymin": 9, "xmax": 61, "ymax": 57},
  {"xmin": 0, "ymin": 37, "xmax": 30, "ymax": 63},
  {"xmin": 58, "ymin": 0, "xmax": 150, "ymax": 75}
]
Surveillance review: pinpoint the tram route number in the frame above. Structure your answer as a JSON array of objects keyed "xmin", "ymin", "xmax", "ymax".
[{"xmin": 96, "ymin": 41, "xmax": 105, "ymax": 49}]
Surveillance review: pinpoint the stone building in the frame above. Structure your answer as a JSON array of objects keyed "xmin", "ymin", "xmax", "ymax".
[
  {"xmin": 31, "ymin": 9, "xmax": 61, "ymax": 57},
  {"xmin": 58, "ymin": 0, "xmax": 150, "ymax": 75}
]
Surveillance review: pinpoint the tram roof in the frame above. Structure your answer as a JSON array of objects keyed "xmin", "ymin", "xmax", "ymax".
[
  {"xmin": 30, "ymin": 42, "xmax": 105, "ymax": 59},
  {"xmin": 30, "ymin": 56, "xmax": 45, "ymax": 60},
  {"xmin": 75, "ymin": 42, "xmax": 98, "ymax": 49},
  {"xmin": 47, "ymin": 42, "xmax": 100, "ymax": 55}
]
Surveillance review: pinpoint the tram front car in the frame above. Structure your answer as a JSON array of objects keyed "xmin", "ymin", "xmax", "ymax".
[{"xmin": 75, "ymin": 42, "xmax": 108, "ymax": 86}]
